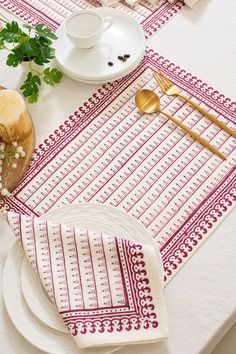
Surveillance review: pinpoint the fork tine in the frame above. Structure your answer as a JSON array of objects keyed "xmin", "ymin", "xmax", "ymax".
[
  {"xmin": 159, "ymin": 75, "xmax": 170, "ymax": 90},
  {"xmin": 154, "ymin": 72, "xmax": 169, "ymax": 91},
  {"xmin": 154, "ymin": 72, "xmax": 162, "ymax": 84},
  {"xmin": 154, "ymin": 72, "xmax": 162, "ymax": 86},
  {"xmin": 156, "ymin": 73, "xmax": 170, "ymax": 89},
  {"xmin": 157, "ymin": 70, "xmax": 172, "ymax": 86},
  {"xmin": 154, "ymin": 72, "xmax": 165, "ymax": 88}
]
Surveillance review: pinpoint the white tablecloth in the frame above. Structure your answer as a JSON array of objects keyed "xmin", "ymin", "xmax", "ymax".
[{"xmin": 0, "ymin": 0, "xmax": 236, "ymax": 353}]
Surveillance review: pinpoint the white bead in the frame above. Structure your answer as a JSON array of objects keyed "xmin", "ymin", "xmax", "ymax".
[
  {"xmin": 1, "ymin": 188, "xmax": 10, "ymax": 196},
  {"xmin": 0, "ymin": 143, "xmax": 5, "ymax": 151},
  {"xmin": 17, "ymin": 146, "xmax": 24, "ymax": 153}
]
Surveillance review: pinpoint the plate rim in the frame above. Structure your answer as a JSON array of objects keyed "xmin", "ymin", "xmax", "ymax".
[
  {"xmin": 57, "ymin": 47, "xmax": 145, "ymax": 84},
  {"xmin": 20, "ymin": 256, "xmax": 69, "ymax": 334}
]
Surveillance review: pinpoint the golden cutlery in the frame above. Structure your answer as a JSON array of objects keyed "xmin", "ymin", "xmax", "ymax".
[
  {"xmin": 135, "ymin": 89, "xmax": 226, "ymax": 160},
  {"xmin": 154, "ymin": 71, "xmax": 236, "ymax": 139}
]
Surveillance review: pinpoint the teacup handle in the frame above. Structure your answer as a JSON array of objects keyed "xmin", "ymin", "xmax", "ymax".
[{"xmin": 103, "ymin": 16, "xmax": 113, "ymax": 32}]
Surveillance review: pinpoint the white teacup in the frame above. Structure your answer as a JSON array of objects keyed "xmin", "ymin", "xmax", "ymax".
[{"xmin": 65, "ymin": 10, "xmax": 113, "ymax": 50}]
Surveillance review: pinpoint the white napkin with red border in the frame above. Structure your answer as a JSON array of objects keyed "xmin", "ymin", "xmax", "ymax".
[
  {"xmin": 4, "ymin": 211, "xmax": 168, "ymax": 349},
  {"xmin": 102, "ymin": 0, "xmax": 201, "ymax": 7},
  {"xmin": 168, "ymin": 0, "xmax": 201, "ymax": 8}
]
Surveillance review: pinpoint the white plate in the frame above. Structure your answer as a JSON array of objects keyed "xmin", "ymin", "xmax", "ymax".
[
  {"xmin": 21, "ymin": 257, "xmax": 69, "ymax": 334},
  {"xmin": 61, "ymin": 48, "xmax": 144, "ymax": 84},
  {"xmin": 20, "ymin": 203, "xmax": 163, "ymax": 335},
  {"xmin": 55, "ymin": 8, "xmax": 145, "ymax": 82}
]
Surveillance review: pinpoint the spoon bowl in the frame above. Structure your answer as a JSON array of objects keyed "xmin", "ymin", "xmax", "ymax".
[{"xmin": 135, "ymin": 89, "xmax": 161, "ymax": 114}]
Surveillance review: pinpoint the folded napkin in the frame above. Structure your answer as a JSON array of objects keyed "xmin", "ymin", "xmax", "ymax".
[
  {"xmin": 102, "ymin": 0, "xmax": 201, "ymax": 7},
  {"xmin": 184, "ymin": 0, "xmax": 201, "ymax": 7},
  {"xmin": 101, "ymin": 0, "xmax": 140, "ymax": 6},
  {"xmin": 168, "ymin": 0, "xmax": 201, "ymax": 7},
  {"xmin": 4, "ymin": 211, "xmax": 168, "ymax": 348},
  {"xmin": 101, "ymin": 0, "xmax": 120, "ymax": 7}
]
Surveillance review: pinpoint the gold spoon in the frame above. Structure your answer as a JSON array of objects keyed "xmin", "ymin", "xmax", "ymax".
[{"xmin": 135, "ymin": 89, "xmax": 226, "ymax": 160}]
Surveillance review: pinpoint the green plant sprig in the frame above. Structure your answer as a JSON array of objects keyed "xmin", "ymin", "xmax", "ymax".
[{"xmin": 0, "ymin": 21, "xmax": 63, "ymax": 103}]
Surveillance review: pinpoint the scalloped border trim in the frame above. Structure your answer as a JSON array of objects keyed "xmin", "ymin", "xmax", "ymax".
[{"xmin": 61, "ymin": 239, "xmax": 158, "ymax": 335}]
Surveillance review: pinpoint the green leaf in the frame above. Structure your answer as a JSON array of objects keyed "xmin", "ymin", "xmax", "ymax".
[
  {"xmin": 0, "ymin": 21, "xmax": 26, "ymax": 43},
  {"xmin": 33, "ymin": 37, "xmax": 55, "ymax": 65},
  {"xmin": 28, "ymin": 91, "xmax": 39, "ymax": 103},
  {"xmin": 20, "ymin": 72, "xmax": 41, "ymax": 103},
  {"xmin": 18, "ymin": 36, "xmax": 30, "ymax": 44},
  {"xmin": 20, "ymin": 38, "xmax": 40, "ymax": 59},
  {"xmin": 6, "ymin": 47, "xmax": 25, "ymax": 67},
  {"xmin": 35, "ymin": 24, "xmax": 58, "ymax": 40},
  {"xmin": 0, "ymin": 39, "xmax": 5, "ymax": 49},
  {"xmin": 43, "ymin": 67, "xmax": 63, "ymax": 85},
  {"xmin": 6, "ymin": 53, "xmax": 20, "ymax": 67}
]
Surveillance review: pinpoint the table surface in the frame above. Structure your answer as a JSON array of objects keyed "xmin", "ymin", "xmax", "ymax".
[{"xmin": 0, "ymin": 0, "xmax": 236, "ymax": 353}]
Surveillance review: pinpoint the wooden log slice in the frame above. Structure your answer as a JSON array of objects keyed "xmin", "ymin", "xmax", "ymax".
[{"xmin": 0, "ymin": 87, "xmax": 35, "ymax": 199}]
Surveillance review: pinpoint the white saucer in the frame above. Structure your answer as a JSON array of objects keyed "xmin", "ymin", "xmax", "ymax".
[
  {"xmin": 61, "ymin": 48, "xmax": 144, "ymax": 84},
  {"xmin": 20, "ymin": 203, "xmax": 163, "ymax": 335},
  {"xmin": 55, "ymin": 8, "xmax": 145, "ymax": 83}
]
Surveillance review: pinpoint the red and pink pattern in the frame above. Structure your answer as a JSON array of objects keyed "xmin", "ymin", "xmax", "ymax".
[
  {"xmin": 5, "ymin": 211, "xmax": 168, "ymax": 347},
  {"xmin": 1, "ymin": 48, "xmax": 236, "ymax": 283},
  {"xmin": 0, "ymin": 0, "xmax": 185, "ymax": 39}
]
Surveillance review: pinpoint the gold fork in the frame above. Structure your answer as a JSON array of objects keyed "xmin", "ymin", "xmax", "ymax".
[{"xmin": 154, "ymin": 71, "xmax": 236, "ymax": 138}]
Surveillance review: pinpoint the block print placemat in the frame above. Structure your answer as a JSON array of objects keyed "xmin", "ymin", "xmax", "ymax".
[
  {"xmin": 0, "ymin": 0, "xmax": 184, "ymax": 39},
  {"xmin": 1, "ymin": 48, "xmax": 236, "ymax": 283}
]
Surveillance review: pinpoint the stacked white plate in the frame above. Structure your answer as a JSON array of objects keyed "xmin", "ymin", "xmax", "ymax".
[
  {"xmin": 3, "ymin": 203, "xmax": 163, "ymax": 354},
  {"xmin": 55, "ymin": 8, "xmax": 145, "ymax": 84}
]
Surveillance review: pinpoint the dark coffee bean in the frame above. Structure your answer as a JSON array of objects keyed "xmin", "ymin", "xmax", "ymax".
[
  {"xmin": 108, "ymin": 62, "xmax": 113, "ymax": 66},
  {"xmin": 118, "ymin": 55, "xmax": 124, "ymax": 60},
  {"xmin": 124, "ymin": 54, "xmax": 130, "ymax": 58}
]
